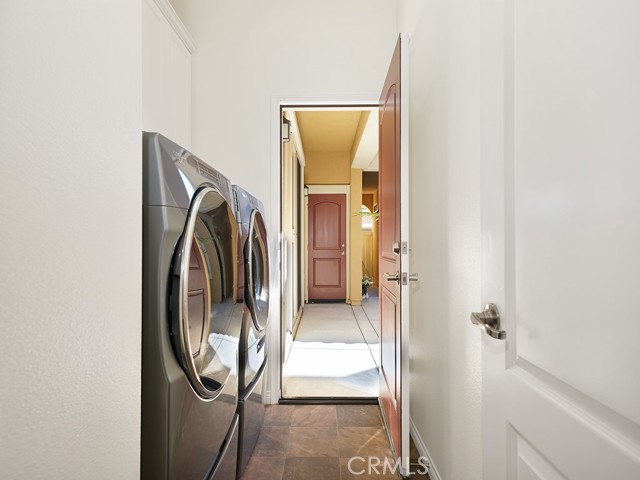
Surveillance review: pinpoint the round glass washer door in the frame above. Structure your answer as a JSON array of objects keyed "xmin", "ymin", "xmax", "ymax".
[
  {"xmin": 170, "ymin": 186, "xmax": 238, "ymax": 400},
  {"xmin": 245, "ymin": 210, "xmax": 269, "ymax": 332}
]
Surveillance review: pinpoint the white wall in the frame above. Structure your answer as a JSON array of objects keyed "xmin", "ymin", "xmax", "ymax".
[
  {"xmin": 177, "ymin": 0, "xmax": 398, "ymax": 403},
  {"xmin": 143, "ymin": 0, "xmax": 193, "ymax": 149},
  {"xmin": 177, "ymin": 0, "xmax": 397, "ymax": 202},
  {"xmin": 399, "ymin": 1, "xmax": 483, "ymax": 479},
  {"xmin": 175, "ymin": 2, "xmax": 483, "ymax": 476},
  {"xmin": 0, "ymin": 3, "xmax": 142, "ymax": 479}
]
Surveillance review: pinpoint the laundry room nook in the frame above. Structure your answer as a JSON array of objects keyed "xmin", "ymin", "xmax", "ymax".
[
  {"xmin": 142, "ymin": 132, "xmax": 271, "ymax": 478},
  {"xmin": 140, "ymin": 1, "xmax": 416, "ymax": 476},
  {"xmin": 3, "ymin": 1, "xmax": 640, "ymax": 480}
]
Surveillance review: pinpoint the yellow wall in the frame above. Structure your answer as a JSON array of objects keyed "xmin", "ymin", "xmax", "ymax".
[
  {"xmin": 281, "ymin": 138, "xmax": 294, "ymax": 333},
  {"xmin": 304, "ymin": 151, "xmax": 351, "ymax": 185},
  {"xmin": 372, "ymin": 189, "xmax": 379, "ymax": 286},
  {"xmin": 362, "ymin": 231, "xmax": 374, "ymax": 281},
  {"xmin": 349, "ymin": 168, "xmax": 363, "ymax": 305},
  {"xmin": 361, "ymin": 193, "xmax": 375, "ymax": 281},
  {"xmin": 362, "ymin": 193, "xmax": 374, "ymax": 211},
  {"xmin": 350, "ymin": 111, "xmax": 371, "ymax": 163}
]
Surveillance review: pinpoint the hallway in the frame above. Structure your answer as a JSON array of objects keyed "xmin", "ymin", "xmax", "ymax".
[
  {"xmin": 241, "ymin": 404, "xmax": 430, "ymax": 479},
  {"xmin": 282, "ymin": 292, "xmax": 380, "ymax": 398}
]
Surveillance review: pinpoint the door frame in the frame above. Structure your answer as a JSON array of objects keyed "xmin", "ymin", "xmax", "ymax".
[
  {"xmin": 398, "ymin": 32, "xmax": 410, "ymax": 473},
  {"xmin": 268, "ymin": 95, "xmax": 378, "ymax": 403},
  {"xmin": 305, "ymin": 185, "xmax": 351, "ymax": 303}
]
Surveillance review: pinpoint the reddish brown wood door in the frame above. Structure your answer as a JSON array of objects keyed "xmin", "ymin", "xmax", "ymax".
[
  {"xmin": 308, "ymin": 193, "xmax": 346, "ymax": 301},
  {"xmin": 379, "ymin": 37, "xmax": 403, "ymax": 460}
]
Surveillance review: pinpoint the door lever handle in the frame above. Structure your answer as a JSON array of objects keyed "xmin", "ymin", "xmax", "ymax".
[
  {"xmin": 470, "ymin": 303, "xmax": 506, "ymax": 340},
  {"xmin": 384, "ymin": 272, "xmax": 400, "ymax": 283}
]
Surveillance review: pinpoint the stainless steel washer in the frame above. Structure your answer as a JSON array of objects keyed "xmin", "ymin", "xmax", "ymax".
[
  {"xmin": 142, "ymin": 132, "xmax": 242, "ymax": 480},
  {"xmin": 233, "ymin": 185, "xmax": 270, "ymax": 478}
]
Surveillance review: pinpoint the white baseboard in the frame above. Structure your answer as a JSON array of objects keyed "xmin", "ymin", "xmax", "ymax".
[{"xmin": 410, "ymin": 418, "xmax": 442, "ymax": 480}]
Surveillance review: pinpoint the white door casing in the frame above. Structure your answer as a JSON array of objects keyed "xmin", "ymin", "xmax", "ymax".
[
  {"xmin": 399, "ymin": 31, "xmax": 410, "ymax": 473},
  {"xmin": 480, "ymin": 1, "xmax": 640, "ymax": 479},
  {"xmin": 306, "ymin": 185, "xmax": 351, "ymax": 301},
  {"xmin": 269, "ymin": 96, "xmax": 378, "ymax": 403}
]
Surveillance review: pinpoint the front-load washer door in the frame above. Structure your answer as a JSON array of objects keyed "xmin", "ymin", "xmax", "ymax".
[
  {"xmin": 245, "ymin": 210, "xmax": 269, "ymax": 332},
  {"xmin": 170, "ymin": 186, "xmax": 239, "ymax": 400}
]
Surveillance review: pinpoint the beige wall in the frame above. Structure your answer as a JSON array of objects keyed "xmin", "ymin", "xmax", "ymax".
[
  {"xmin": 281, "ymin": 138, "xmax": 294, "ymax": 333},
  {"xmin": 305, "ymin": 151, "xmax": 351, "ymax": 185},
  {"xmin": 350, "ymin": 111, "xmax": 371, "ymax": 163},
  {"xmin": 361, "ymin": 194, "xmax": 375, "ymax": 282},
  {"xmin": 362, "ymin": 193, "xmax": 374, "ymax": 211},
  {"xmin": 362, "ymin": 231, "xmax": 374, "ymax": 284},
  {"xmin": 349, "ymin": 169, "xmax": 363, "ymax": 305},
  {"xmin": 372, "ymin": 190, "xmax": 379, "ymax": 286},
  {"xmin": 363, "ymin": 173, "xmax": 379, "ymax": 286}
]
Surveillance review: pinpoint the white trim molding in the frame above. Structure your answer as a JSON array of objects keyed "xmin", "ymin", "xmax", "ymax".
[
  {"xmin": 151, "ymin": 0, "xmax": 196, "ymax": 53},
  {"xmin": 288, "ymin": 112, "xmax": 306, "ymax": 167},
  {"xmin": 410, "ymin": 418, "xmax": 442, "ymax": 480},
  {"xmin": 279, "ymin": 94, "xmax": 379, "ymax": 108}
]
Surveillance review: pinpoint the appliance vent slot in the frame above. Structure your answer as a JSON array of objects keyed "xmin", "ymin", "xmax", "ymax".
[{"xmin": 196, "ymin": 159, "xmax": 221, "ymax": 184}]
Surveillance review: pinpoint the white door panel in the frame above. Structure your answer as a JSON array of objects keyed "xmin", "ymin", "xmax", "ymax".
[{"xmin": 481, "ymin": 1, "xmax": 640, "ymax": 478}]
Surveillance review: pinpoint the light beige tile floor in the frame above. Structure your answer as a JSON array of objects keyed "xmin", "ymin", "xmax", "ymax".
[{"xmin": 282, "ymin": 292, "xmax": 380, "ymax": 398}]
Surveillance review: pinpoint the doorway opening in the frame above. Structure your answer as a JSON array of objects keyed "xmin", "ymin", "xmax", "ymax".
[{"xmin": 280, "ymin": 106, "xmax": 380, "ymax": 400}]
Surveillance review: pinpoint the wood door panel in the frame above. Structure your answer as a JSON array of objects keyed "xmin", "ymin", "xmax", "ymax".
[
  {"xmin": 312, "ymin": 258, "xmax": 342, "ymax": 287},
  {"xmin": 308, "ymin": 193, "xmax": 346, "ymax": 300},
  {"xmin": 379, "ymin": 86, "xmax": 399, "ymax": 262},
  {"xmin": 380, "ymin": 284, "xmax": 400, "ymax": 454},
  {"xmin": 312, "ymin": 202, "xmax": 342, "ymax": 250},
  {"xmin": 380, "ymin": 287, "xmax": 397, "ymax": 397},
  {"xmin": 378, "ymin": 36, "xmax": 405, "ymax": 463}
]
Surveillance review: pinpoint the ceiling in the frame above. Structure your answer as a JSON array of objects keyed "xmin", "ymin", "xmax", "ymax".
[
  {"xmin": 293, "ymin": 108, "xmax": 379, "ymax": 171},
  {"xmin": 296, "ymin": 111, "xmax": 363, "ymax": 152}
]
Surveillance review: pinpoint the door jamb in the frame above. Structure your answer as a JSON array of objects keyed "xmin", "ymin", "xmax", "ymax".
[{"xmin": 268, "ymin": 95, "xmax": 378, "ymax": 404}]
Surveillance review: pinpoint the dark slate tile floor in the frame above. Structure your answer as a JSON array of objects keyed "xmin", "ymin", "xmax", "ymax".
[{"xmin": 240, "ymin": 404, "xmax": 431, "ymax": 480}]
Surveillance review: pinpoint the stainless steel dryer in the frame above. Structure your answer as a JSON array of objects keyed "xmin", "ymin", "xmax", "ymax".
[
  {"xmin": 233, "ymin": 185, "xmax": 270, "ymax": 478},
  {"xmin": 142, "ymin": 132, "xmax": 242, "ymax": 480}
]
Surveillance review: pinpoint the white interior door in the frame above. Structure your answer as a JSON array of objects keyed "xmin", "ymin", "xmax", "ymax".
[{"xmin": 480, "ymin": 1, "xmax": 640, "ymax": 478}]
